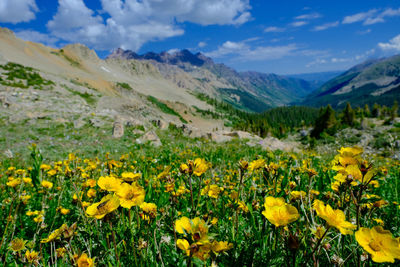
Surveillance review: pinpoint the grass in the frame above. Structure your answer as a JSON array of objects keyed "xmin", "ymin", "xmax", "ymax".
[
  {"xmin": 0, "ymin": 124, "xmax": 399, "ymax": 266},
  {"xmin": 147, "ymin": 95, "xmax": 188, "ymax": 123},
  {"xmin": 0, "ymin": 62, "xmax": 54, "ymax": 89},
  {"xmin": 116, "ymin": 82, "xmax": 133, "ymax": 90},
  {"xmin": 59, "ymin": 50, "xmax": 81, "ymax": 67},
  {"xmin": 62, "ymin": 85, "xmax": 97, "ymax": 105}
]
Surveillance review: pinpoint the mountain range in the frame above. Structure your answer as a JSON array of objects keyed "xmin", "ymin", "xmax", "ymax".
[
  {"xmin": 302, "ymin": 55, "xmax": 400, "ymax": 108},
  {"xmin": 0, "ymin": 24, "xmax": 399, "ymax": 134},
  {"xmin": 108, "ymin": 48, "xmax": 320, "ymax": 112}
]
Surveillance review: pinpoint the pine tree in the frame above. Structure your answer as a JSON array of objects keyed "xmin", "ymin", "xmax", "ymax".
[
  {"xmin": 372, "ymin": 103, "xmax": 380, "ymax": 118},
  {"xmin": 311, "ymin": 105, "xmax": 337, "ymax": 138},
  {"xmin": 364, "ymin": 104, "xmax": 371, "ymax": 117},
  {"xmin": 342, "ymin": 102, "xmax": 356, "ymax": 126}
]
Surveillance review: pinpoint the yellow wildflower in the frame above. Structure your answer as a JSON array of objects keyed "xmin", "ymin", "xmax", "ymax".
[
  {"xmin": 121, "ymin": 172, "xmax": 141, "ymax": 182},
  {"xmin": 201, "ymin": 184, "xmax": 222, "ymax": 199},
  {"xmin": 373, "ymin": 218, "xmax": 384, "ymax": 226},
  {"xmin": 179, "ymin": 163, "xmax": 189, "ymax": 174},
  {"xmin": 290, "ymin": 190, "xmax": 306, "ymax": 200},
  {"xmin": 211, "ymin": 240, "xmax": 233, "ymax": 254},
  {"xmin": 248, "ymin": 159, "xmax": 265, "ymax": 172},
  {"xmin": 41, "ymin": 180, "xmax": 53, "ymax": 189},
  {"xmin": 77, "ymin": 253, "xmax": 94, "ymax": 267},
  {"xmin": 86, "ymin": 194, "xmax": 120, "ymax": 219},
  {"xmin": 41, "ymin": 224, "xmax": 67, "ymax": 243},
  {"xmin": 23, "ymin": 177, "xmax": 32, "ymax": 184},
  {"xmin": 116, "ymin": 183, "xmax": 145, "ymax": 209},
  {"xmin": 56, "ymin": 247, "xmax": 67, "ymax": 258},
  {"xmin": 140, "ymin": 202, "xmax": 157, "ymax": 217},
  {"xmin": 313, "ymin": 200, "xmax": 356, "ymax": 235},
  {"xmin": 87, "ymin": 188, "xmax": 96, "ymax": 198},
  {"xmin": 59, "ymin": 208, "xmax": 70, "ymax": 215},
  {"xmin": 47, "ymin": 169, "xmax": 57, "ymax": 176},
  {"xmin": 6, "ymin": 178, "xmax": 21, "ymax": 188},
  {"xmin": 86, "ymin": 179, "xmax": 97, "ymax": 188},
  {"xmin": 262, "ymin": 196, "xmax": 299, "ymax": 227},
  {"xmin": 40, "ymin": 164, "xmax": 51, "ymax": 171},
  {"xmin": 25, "ymin": 250, "xmax": 39, "ymax": 263},
  {"xmin": 356, "ymin": 226, "xmax": 400, "ymax": 263},
  {"xmin": 9, "ymin": 238, "xmax": 27, "ymax": 252},
  {"xmin": 175, "ymin": 217, "xmax": 211, "ymax": 260},
  {"xmin": 97, "ymin": 176, "xmax": 122, "ymax": 192},
  {"xmin": 192, "ymin": 158, "xmax": 209, "ymax": 176}
]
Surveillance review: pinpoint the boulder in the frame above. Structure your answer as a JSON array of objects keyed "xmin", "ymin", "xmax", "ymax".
[
  {"xmin": 112, "ymin": 121, "xmax": 124, "ymax": 138},
  {"xmin": 3, "ymin": 149, "xmax": 13, "ymax": 158},
  {"xmin": 234, "ymin": 131, "xmax": 262, "ymax": 141},
  {"xmin": 259, "ymin": 137, "xmax": 299, "ymax": 152},
  {"xmin": 208, "ymin": 132, "xmax": 233, "ymax": 143},
  {"xmin": 137, "ymin": 131, "xmax": 162, "ymax": 147}
]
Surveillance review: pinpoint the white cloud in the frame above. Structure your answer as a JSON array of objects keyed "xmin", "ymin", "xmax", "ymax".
[
  {"xmin": 295, "ymin": 12, "xmax": 321, "ymax": 20},
  {"xmin": 167, "ymin": 48, "xmax": 180, "ymax": 54},
  {"xmin": 205, "ymin": 40, "xmax": 297, "ymax": 61},
  {"xmin": 306, "ymin": 58, "xmax": 327, "ymax": 68},
  {"xmin": 290, "ymin": 21, "xmax": 308, "ymax": 27},
  {"xmin": 313, "ymin": 21, "xmax": 339, "ymax": 31},
  {"xmin": 306, "ymin": 48, "xmax": 376, "ymax": 68},
  {"xmin": 0, "ymin": 0, "xmax": 38, "ymax": 24},
  {"xmin": 15, "ymin": 30, "xmax": 59, "ymax": 47},
  {"xmin": 198, "ymin": 41, "xmax": 207, "ymax": 48},
  {"xmin": 264, "ymin": 26, "xmax": 285, "ymax": 33},
  {"xmin": 342, "ymin": 9, "xmax": 378, "ymax": 24},
  {"xmin": 343, "ymin": 8, "xmax": 400, "ymax": 25},
  {"xmin": 378, "ymin": 34, "xmax": 400, "ymax": 51},
  {"xmin": 331, "ymin": 57, "xmax": 350, "ymax": 63},
  {"xmin": 47, "ymin": 0, "xmax": 252, "ymax": 51}
]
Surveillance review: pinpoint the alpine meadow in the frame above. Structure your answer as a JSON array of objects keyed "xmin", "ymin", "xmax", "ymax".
[{"xmin": 1, "ymin": 1, "xmax": 400, "ymax": 266}]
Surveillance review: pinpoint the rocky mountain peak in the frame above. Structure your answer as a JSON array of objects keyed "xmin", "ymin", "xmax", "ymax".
[
  {"xmin": 62, "ymin": 43, "xmax": 99, "ymax": 61},
  {"xmin": 107, "ymin": 48, "xmax": 213, "ymax": 67},
  {"xmin": 108, "ymin": 48, "xmax": 140, "ymax": 60}
]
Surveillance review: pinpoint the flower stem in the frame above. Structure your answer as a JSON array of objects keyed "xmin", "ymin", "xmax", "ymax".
[
  {"xmin": 188, "ymin": 174, "xmax": 194, "ymax": 213},
  {"xmin": 109, "ymin": 220, "xmax": 120, "ymax": 265}
]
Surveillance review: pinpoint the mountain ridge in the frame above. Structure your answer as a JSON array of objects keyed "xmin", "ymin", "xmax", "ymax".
[
  {"xmin": 302, "ymin": 54, "xmax": 400, "ymax": 108},
  {"xmin": 108, "ymin": 48, "xmax": 318, "ymax": 111}
]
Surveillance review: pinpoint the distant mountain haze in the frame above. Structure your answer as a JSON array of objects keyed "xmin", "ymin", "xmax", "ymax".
[{"xmin": 108, "ymin": 48, "xmax": 320, "ymax": 112}]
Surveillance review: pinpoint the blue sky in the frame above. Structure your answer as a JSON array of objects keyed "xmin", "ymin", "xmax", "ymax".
[{"xmin": 1, "ymin": 0, "xmax": 400, "ymax": 74}]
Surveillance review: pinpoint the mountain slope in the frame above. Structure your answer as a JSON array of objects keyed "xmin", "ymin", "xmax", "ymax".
[
  {"xmin": 302, "ymin": 55, "xmax": 400, "ymax": 108},
  {"xmin": 108, "ymin": 48, "xmax": 316, "ymax": 111},
  {"xmin": 0, "ymin": 27, "xmax": 228, "ymax": 133}
]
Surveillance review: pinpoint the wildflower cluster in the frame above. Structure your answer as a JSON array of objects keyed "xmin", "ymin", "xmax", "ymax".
[{"xmin": 0, "ymin": 144, "xmax": 399, "ymax": 265}]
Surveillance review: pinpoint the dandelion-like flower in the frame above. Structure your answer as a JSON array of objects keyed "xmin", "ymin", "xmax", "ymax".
[{"xmin": 9, "ymin": 238, "xmax": 27, "ymax": 252}]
